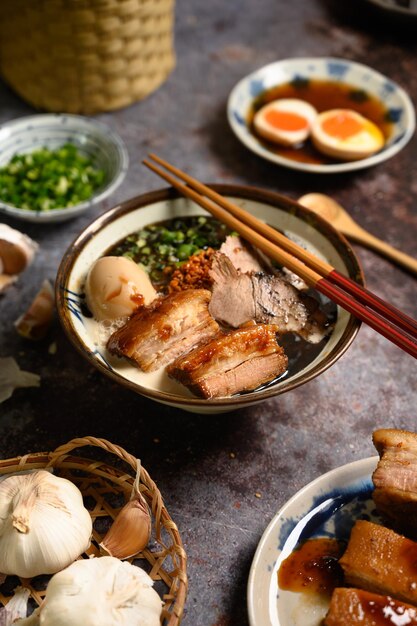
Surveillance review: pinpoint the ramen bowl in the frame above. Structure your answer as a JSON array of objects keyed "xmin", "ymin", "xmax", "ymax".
[{"xmin": 56, "ymin": 185, "xmax": 363, "ymax": 414}]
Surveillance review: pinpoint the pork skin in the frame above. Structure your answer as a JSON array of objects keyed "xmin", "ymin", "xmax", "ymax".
[
  {"xmin": 167, "ymin": 324, "xmax": 288, "ymax": 398},
  {"xmin": 107, "ymin": 289, "xmax": 219, "ymax": 371},
  {"xmin": 339, "ymin": 520, "xmax": 417, "ymax": 605}
]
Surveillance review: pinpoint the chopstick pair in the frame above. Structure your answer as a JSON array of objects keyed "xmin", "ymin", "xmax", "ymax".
[{"xmin": 143, "ymin": 153, "xmax": 417, "ymax": 359}]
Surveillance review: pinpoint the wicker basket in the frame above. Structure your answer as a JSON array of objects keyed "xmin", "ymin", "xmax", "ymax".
[
  {"xmin": 0, "ymin": 436, "xmax": 187, "ymax": 626},
  {"xmin": 0, "ymin": 0, "xmax": 175, "ymax": 114}
]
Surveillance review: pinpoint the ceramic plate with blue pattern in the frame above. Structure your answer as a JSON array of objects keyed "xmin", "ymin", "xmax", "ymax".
[
  {"xmin": 247, "ymin": 456, "xmax": 379, "ymax": 626},
  {"xmin": 228, "ymin": 57, "xmax": 415, "ymax": 173}
]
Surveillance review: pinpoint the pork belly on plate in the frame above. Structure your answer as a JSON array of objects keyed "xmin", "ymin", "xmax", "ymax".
[
  {"xmin": 107, "ymin": 289, "xmax": 219, "ymax": 372},
  {"xmin": 372, "ymin": 428, "xmax": 417, "ymax": 537},
  {"xmin": 339, "ymin": 520, "xmax": 417, "ymax": 605},
  {"xmin": 324, "ymin": 587, "xmax": 417, "ymax": 626},
  {"xmin": 167, "ymin": 324, "xmax": 288, "ymax": 398}
]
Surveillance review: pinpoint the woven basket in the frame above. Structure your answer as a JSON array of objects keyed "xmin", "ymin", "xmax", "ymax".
[
  {"xmin": 0, "ymin": 0, "xmax": 175, "ymax": 114},
  {"xmin": 0, "ymin": 436, "xmax": 187, "ymax": 626}
]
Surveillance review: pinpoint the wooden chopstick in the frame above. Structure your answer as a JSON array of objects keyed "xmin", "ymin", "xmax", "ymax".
[
  {"xmin": 148, "ymin": 153, "xmax": 417, "ymax": 339},
  {"xmin": 143, "ymin": 155, "xmax": 417, "ymax": 359}
]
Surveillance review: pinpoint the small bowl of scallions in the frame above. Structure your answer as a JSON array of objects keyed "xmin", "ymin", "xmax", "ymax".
[{"xmin": 0, "ymin": 114, "xmax": 128, "ymax": 223}]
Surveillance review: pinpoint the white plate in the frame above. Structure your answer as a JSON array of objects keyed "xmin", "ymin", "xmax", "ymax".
[
  {"xmin": 247, "ymin": 456, "xmax": 379, "ymax": 626},
  {"xmin": 228, "ymin": 57, "xmax": 415, "ymax": 174}
]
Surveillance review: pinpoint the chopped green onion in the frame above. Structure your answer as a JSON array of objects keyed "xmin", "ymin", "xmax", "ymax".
[{"xmin": 0, "ymin": 143, "xmax": 105, "ymax": 212}]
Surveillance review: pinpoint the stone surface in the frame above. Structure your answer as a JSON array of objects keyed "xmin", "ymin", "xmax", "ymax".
[{"xmin": 0, "ymin": 1, "xmax": 416, "ymax": 624}]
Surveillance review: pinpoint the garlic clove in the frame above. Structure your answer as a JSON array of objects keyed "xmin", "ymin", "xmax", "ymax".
[
  {"xmin": 99, "ymin": 496, "xmax": 151, "ymax": 559},
  {"xmin": 0, "ymin": 224, "xmax": 38, "ymax": 275},
  {"xmin": 14, "ymin": 280, "xmax": 54, "ymax": 340}
]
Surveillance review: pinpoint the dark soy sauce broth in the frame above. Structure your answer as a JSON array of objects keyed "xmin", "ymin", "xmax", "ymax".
[{"xmin": 249, "ymin": 78, "xmax": 393, "ymax": 165}]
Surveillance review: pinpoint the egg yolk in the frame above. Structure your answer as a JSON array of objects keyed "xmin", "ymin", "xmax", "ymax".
[
  {"xmin": 264, "ymin": 109, "xmax": 309, "ymax": 132},
  {"xmin": 321, "ymin": 112, "xmax": 365, "ymax": 140}
]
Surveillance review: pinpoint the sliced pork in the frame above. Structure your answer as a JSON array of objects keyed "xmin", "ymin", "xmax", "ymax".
[
  {"xmin": 324, "ymin": 588, "xmax": 417, "ymax": 626},
  {"xmin": 372, "ymin": 428, "xmax": 417, "ymax": 537},
  {"xmin": 220, "ymin": 234, "xmax": 308, "ymax": 290},
  {"xmin": 107, "ymin": 289, "xmax": 219, "ymax": 372},
  {"xmin": 167, "ymin": 324, "xmax": 288, "ymax": 398},
  {"xmin": 209, "ymin": 252, "xmax": 329, "ymax": 343},
  {"xmin": 339, "ymin": 520, "xmax": 417, "ymax": 605}
]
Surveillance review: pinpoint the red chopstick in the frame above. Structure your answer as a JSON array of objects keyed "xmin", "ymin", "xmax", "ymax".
[{"xmin": 143, "ymin": 154, "xmax": 417, "ymax": 359}]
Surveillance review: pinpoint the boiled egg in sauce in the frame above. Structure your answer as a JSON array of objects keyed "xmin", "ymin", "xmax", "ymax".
[
  {"xmin": 311, "ymin": 109, "xmax": 385, "ymax": 161},
  {"xmin": 253, "ymin": 98, "xmax": 318, "ymax": 147},
  {"xmin": 85, "ymin": 256, "xmax": 157, "ymax": 321}
]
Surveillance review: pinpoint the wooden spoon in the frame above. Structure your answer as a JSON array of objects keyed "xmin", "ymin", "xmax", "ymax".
[{"xmin": 298, "ymin": 193, "xmax": 417, "ymax": 276}]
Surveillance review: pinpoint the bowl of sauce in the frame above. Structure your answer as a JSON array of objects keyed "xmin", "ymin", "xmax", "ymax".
[{"xmin": 228, "ymin": 57, "xmax": 415, "ymax": 173}]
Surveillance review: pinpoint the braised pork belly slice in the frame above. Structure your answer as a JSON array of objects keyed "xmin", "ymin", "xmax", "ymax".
[
  {"xmin": 107, "ymin": 289, "xmax": 219, "ymax": 372},
  {"xmin": 167, "ymin": 324, "xmax": 288, "ymax": 399},
  {"xmin": 372, "ymin": 429, "xmax": 417, "ymax": 537},
  {"xmin": 209, "ymin": 252, "xmax": 329, "ymax": 343},
  {"xmin": 339, "ymin": 520, "xmax": 417, "ymax": 605},
  {"xmin": 324, "ymin": 588, "xmax": 417, "ymax": 626}
]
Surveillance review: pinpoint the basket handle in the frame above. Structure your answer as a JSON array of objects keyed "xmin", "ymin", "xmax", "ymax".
[{"xmin": 47, "ymin": 436, "xmax": 138, "ymax": 473}]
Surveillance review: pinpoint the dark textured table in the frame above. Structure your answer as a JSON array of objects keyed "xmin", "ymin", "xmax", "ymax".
[{"xmin": 0, "ymin": 1, "xmax": 416, "ymax": 624}]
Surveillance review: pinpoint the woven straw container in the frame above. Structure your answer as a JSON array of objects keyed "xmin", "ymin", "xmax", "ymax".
[
  {"xmin": 0, "ymin": 0, "xmax": 175, "ymax": 114},
  {"xmin": 0, "ymin": 436, "xmax": 187, "ymax": 625}
]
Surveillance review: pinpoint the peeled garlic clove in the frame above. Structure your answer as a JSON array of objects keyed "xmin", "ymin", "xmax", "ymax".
[
  {"xmin": 14, "ymin": 280, "xmax": 54, "ymax": 340},
  {"xmin": 0, "ymin": 224, "xmax": 38, "ymax": 275},
  {"xmin": 99, "ymin": 496, "xmax": 151, "ymax": 559}
]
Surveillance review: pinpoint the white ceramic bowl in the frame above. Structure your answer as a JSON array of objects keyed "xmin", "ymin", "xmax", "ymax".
[
  {"xmin": 228, "ymin": 57, "xmax": 415, "ymax": 174},
  {"xmin": 0, "ymin": 114, "xmax": 128, "ymax": 223},
  {"xmin": 56, "ymin": 186, "xmax": 363, "ymax": 414}
]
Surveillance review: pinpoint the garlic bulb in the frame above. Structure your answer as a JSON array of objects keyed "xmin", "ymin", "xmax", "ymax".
[
  {"xmin": 0, "ymin": 470, "xmax": 92, "ymax": 578},
  {"xmin": 17, "ymin": 556, "xmax": 162, "ymax": 626},
  {"xmin": 100, "ymin": 460, "xmax": 151, "ymax": 559}
]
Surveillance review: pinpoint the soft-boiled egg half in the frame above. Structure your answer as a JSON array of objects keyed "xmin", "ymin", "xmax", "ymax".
[
  {"xmin": 253, "ymin": 98, "xmax": 318, "ymax": 147},
  {"xmin": 85, "ymin": 256, "xmax": 157, "ymax": 321},
  {"xmin": 311, "ymin": 109, "xmax": 385, "ymax": 161}
]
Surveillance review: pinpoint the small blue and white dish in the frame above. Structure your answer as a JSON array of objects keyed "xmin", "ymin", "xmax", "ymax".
[
  {"xmin": 0, "ymin": 114, "xmax": 129, "ymax": 223},
  {"xmin": 247, "ymin": 456, "xmax": 379, "ymax": 626},
  {"xmin": 228, "ymin": 57, "xmax": 415, "ymax": 174}
]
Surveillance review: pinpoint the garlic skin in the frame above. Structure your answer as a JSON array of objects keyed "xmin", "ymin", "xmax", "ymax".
[
  {"xmin": 17, "ymin": 557, "xmax": 162, "ymax": 626},
  {"xmin": 0, "ymin": 470, "xmax": 92, "ymax": 578},
  {"xmin": 14, "ymin": 279, "xmax": 54, "ymax": 340},
  {"xmin": 0, "ymin": 224, "xmax": 38, "ymax": 275}
]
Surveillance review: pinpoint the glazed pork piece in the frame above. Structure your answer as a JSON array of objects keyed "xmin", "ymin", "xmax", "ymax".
[
  {"xmin": 107, "ymin": 289, "xmax": 219, "ymax": 372},
  {"xmin": 324, "ymin": 588, "xmax": 417, "ymax": 626},
  {"xmin": 372, "ymin": 428, "xmax": 417, "ymax": 537},
  {"xmin": 339, "ymin": 520, "xmax": 417, "ymax": 605},
  {"xmin": 167, "ymin": 324, "xmax": 288, "ymax": 398},
  {"xmin": 209, "ymin": 252, "xmax": 329, "ymax": 343}
]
